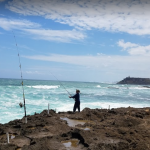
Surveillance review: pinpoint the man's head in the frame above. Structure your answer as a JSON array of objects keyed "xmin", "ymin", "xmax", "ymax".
[{"xmin": 76, "ymin": 89, "xmax": 80, "ymax": 93}]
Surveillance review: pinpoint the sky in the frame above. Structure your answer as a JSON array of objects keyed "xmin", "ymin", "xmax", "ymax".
[{"xmin": 0, "ymin": 0, "xmax": 150, "ymax": 82}]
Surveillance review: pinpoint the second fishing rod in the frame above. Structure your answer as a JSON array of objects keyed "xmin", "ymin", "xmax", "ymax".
[{"xmin": 50, "ymin": 72, "xmax": 72, "ymax": 96}]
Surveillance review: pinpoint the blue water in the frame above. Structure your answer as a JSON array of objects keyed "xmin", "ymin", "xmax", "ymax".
[{"xmin": 0, "ymin": 78, "xmax": 150, "ymax": 124}]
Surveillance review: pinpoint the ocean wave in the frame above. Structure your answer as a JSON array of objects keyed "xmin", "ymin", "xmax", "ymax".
[
  {"xmin": 27, "ymin": 85, "xmax": 60, "ymax": 89},
  {"xmin": 107, "ymin": 86, "xmax": 119, "ymax": 89},
  {"xmin": 129, "ymin": 86, "xmax": 150, "ymax": 90},
  {"xmin": 137, "ymin": 97, "xmax": 150, "ymax": 101},
  {"xmin": 106, "ymin": 86, "xmax": 150, "ymax": 90},
  {"xmin": 96, "ymin": 85, "xmax": 101, "ymax": 88}
]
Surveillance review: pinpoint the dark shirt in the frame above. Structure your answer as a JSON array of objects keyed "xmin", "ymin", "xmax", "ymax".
[{"xmin": 70, "ymin": 93, "xmax": 80, "ymax": 102}]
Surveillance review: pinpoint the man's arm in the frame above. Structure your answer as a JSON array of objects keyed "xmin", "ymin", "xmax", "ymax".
[{"xmin": 69, "ymin": 94, "xmax": 76, "ymax": 98}]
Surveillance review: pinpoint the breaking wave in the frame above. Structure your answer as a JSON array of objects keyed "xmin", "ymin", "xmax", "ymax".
[{"xmin": 27, "ymin": 85, "xmax": 59, "ymax": 89}]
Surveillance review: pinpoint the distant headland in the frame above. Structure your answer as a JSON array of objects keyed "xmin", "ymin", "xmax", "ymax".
[{"xmin": 117, "ymin": 76, "xmax": 150, "ymax": 85}]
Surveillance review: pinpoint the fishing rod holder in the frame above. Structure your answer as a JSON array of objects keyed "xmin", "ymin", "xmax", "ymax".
[
  {"xmin": 48, "ymin": 103, "xmax": 50, "ymax": 114},
  {"xmin": 6, "ymin": 132, "xmax": 9, "ymax": 144},
  {"xmin": 25, "ymin": 117, "xmax": 27, "ymax": 123}
]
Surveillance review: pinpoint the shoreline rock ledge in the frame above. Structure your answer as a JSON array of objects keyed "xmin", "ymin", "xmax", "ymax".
[
  {"xmin": 1, "ymin": 107, "xmax": 150, "ymax": 150},
  {"xmin": 117, "ymin": 76, "xmax": 150, "ymax": 85}
]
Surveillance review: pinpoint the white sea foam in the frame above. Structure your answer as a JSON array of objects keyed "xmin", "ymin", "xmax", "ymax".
[
  {"xmin": 26, "ymin": 99, "xmax": 49, "ymax": 106},
  {"xmin": 49, "ymin": 101, "xmax": 144, "ymax": 112},
  {"xmin": 56, "ymin": 103, "xmax": 73, "ymax": 112},
  {"xmin": 81, "ymin": 102, "xmax": 148, "ymax": 110},
  {"xmin": 27, "ymin": 85, "xmax": 60, "ymax": 89},
  {"xmin": 107, "ymin": 86, "xmax": 119, "ymax": 89},
  {"xmin": 96, "ymin": 85, "xmax": 101, "ymax": 88},
  {"xmin": 129, "ymin": 86, "xmax": 150, "ymax": 90}
]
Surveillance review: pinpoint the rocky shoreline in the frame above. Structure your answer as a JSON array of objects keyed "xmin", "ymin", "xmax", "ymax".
[
  {"xmin": 1, "ymin": 107, "xmax": 150, "ymax": 150},
  {"xmin": 117, "ymin": 77, "xmax": 150, "ymax": 85}
]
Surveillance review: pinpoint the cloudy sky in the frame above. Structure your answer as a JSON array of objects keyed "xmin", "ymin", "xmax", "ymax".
[{"xmin": 0, "ymin": 0, "xmax": 150, "ymax": 82}]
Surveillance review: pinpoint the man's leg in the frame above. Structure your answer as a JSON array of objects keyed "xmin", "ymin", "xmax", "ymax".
[
  {"xmin": 77, "ymin": 101, "xmax": 80, "ymax": 112},
  {"xmin": 73, "ymin": 102, "xmax": 77, "ymax": 112}
]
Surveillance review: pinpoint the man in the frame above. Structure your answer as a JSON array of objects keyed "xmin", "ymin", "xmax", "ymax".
[{"xmin": 69, "ymin": 89, "xmax": 80, "ymax": 112}]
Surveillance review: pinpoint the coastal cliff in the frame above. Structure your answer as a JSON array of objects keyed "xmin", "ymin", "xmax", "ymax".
[{"xmin": 117, "ymin": 77, "xmax": 150, "ymax": 85}]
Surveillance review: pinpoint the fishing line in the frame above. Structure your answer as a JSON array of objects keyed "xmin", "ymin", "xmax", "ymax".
[
  {"xmin": 49, "ymin": 72, "xmax": 71, "ymax": 96},
  {"xmin": 12, "ymin": 31, "xmax": 27, "ymax": 117}
]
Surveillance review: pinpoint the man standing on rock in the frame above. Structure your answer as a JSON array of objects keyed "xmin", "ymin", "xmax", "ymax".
[{"xmin": 69, "ymin": 89, "xmax": 80, "ymax": 112}]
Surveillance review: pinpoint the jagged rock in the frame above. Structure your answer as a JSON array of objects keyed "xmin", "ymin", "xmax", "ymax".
[
  {"xmin": 1, "ymin": 108, "xmax": 150, "ymax": 150},
  {"xmin": 117, "ymin": 76, "xmax": 150, "ymax": 85}
]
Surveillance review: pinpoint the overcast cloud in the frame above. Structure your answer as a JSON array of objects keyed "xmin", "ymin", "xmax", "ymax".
[{"xmin": 6, "ymin": 0, "xmax": 150, "ymax": 35}]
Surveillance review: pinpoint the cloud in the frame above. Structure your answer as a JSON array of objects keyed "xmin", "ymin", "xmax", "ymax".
[
  {"xmin": 118, "ymin": 40, "xmax": 150, "ymax": 55},
  {"xmin": 26, "ymin": 70, "xmax": 42, "ymax": 74},
  {"xmin": 6, "ymin": 0, "xmax": 150, "ymax": 35},
  {"xmin": 23, "ymin": 29, "xmax": 86, "ymax": 42},
  {"xmin": 0, "ymin": 0, "xmax": 5, "ymax": 2},
  {"xmin": 0, "ymin": 17, "xmax": 85, "ymax": 42},
  {"xmin": 0, "ymin": 18, "xmax": 40, "ymax": 31},
  {"xmin": 22, "ymin": 53, "xmax": 150, "ymax": 73}
]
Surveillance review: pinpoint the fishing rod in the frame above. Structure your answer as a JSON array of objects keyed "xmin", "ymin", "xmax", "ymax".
[
  {"xmin": 12, "ymin": 31, "xmax": 27, "ymax": 119},
  {"xmin": 12, "ymin": 31, "xmax": 72, "ymax": 104},
  {"xmin": 50, "ymin": 72, "xmax": 71, "ymax": 96}
]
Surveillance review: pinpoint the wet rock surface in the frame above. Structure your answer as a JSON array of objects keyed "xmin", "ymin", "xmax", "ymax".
[{"xmin": 1, "ymin": 107, "xmax": 150, "ymax": 150}]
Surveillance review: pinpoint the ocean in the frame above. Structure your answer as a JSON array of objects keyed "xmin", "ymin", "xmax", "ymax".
[{"xmin": 0, "ymin": 78, "xmax": 150, "ymax": 124}]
